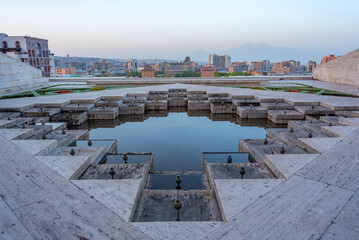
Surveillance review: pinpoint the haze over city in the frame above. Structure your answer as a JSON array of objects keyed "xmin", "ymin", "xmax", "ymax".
[{"xmin": 1, "ymin": 0, "xmax": 359, "ymax": 62}]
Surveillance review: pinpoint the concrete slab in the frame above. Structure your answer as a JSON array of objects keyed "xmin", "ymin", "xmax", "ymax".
[
  {"xmin": 88, "ymin": 107, "xmax": 119, "ymax": 119},
  {"xmin": 334, "ymin": 190, "xmax": 359, "ymax": 234},
  {"xmin": 260, "ymin": 101, "xmax": 293, "ymax": 110},
  {"xmin": 21, "ymin": 107, "xmax": 61, "ymax": 117},
  {"xmin": 321, "ymin": 223, "xmax": 359, "ymax": 240},
  {"xmin": 0, "ymin": 128, "xmax": 34, "ymax": 140},
  {"xmin": 296, "ymin": 129, "xmax": 359, "ymax": 191},
  {"xmin": 35, "ymin": 156, "xmax": 91, "ymax": 180},
  {"xmin": 205, "ymin": 175, "xmax": 353, "ymax": 240},
  {"xmin": 294, "ymin": 105, "xmax": 335, "ymax": 115},
  {"xmin": 72, "ymin": 179, "xmax": 142, "ymax": 221},
  {"xmin": 321, "ymin": 125, "xmax": 359, "ymax": 137},
  {"xmin": 215, "ymin": 179, "xmax": 284, "ymax": 219},
  {"xmin": 297, "ymin": 137, "xmax": 342, "ymax": 154},
  {"xmin": 236, "ymin": 106, "xmax": 267, "ymax": 118},
  {"xmin": 11, "ymin": 139, "xmax": 58, "ymax": 156},
  {"xmin": 264, "ymin": 154, "xmax": 319, "ymax": 178},
  {"xmin": 0, "ymin": 197, "xmax": 34, "ymax": 240},
  {"xmin": 62, "ymin": 103, "xmax": 95, "ymax": 112},
  {"xmin": 119, "ymin": 103, "xmax": 145, "ymax": 115},
  {"xmin": 338, "ymin": 117, "xmax": 359, "ymax": 126}
]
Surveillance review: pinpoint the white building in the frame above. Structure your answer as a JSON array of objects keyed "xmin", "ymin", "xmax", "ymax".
[{"xmin": 0, "ymin": 33, "xmax": 53, "ymax": 77}]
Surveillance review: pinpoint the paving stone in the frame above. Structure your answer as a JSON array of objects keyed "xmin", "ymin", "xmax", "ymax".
[
  {"xmin": 119, "ymin": 103, "xmax": 145, "ymax": 115},
  {"xmin": 321, "ymin": 125, "xmax": 359, "ymax": 137},
  {"xmin": 215, "ymin": 179, "xmax": 283, "ymax": 219},
  {"xmin": 35, "ymin": 156, "xmax": 91, "ymax": 180},
  {"xmin": 72, "ymin": 179, "xmax": 142, "ymax": 221},
  {"xmin": 145, "ymin": 100, "xmax": 168, "ymax": 110},
  {"xmin": 264, "ymin": 154, "xmax": 319, "ymax": 178},
  {"xmin": 210, "ymin": 102, "xmax": 235, "ymax": 114},
  {"xmin": 334, "ymin": 190, "xmax": 359, "ymax": 234},
  {"xmin": 321, "ymin": 223, "xmax": 359, "ymax": 240},
  {"xmin": 0, "ymin": 197, "xmax": 34, "ymax": 240},
  {"xmin": 11, "ymin": 139, "xmax": 58, "ymax": 156},
  {"xmin": 0, "ymin": 129, "xmax": 34, "ymax": 140},
  {"xmin": 0, "ymin": 136, "xmax": 149, "ymax": 239},
  {"xmin": 297, "ymin": 137, "xmax": 342, "ymax": 154},
  {"xmin": 260, "ymin": 101, "xmax": 293, "ymax": 110},
  {"xmin": 62, "ymin": 103, "xmax": 95, "ymax": 112},
  {"xmin": 338, "ymin": 117, "xmax": 359, "ymax": 126},
  {"xmin": 296, "ymin": 129, "xmax": 359, "ymax": 191},
  {"xmin": 236, "ymin": 106, "xmax": 267, "ymax": 118},
  {"xmin": 204, "ymin": 175, "xmax": 353, "ymax": 240},
  {"xmin": 188, "ymin": 100, "xmax": 210, "ymax": 110},
  {"xmin": 294, "ymin": 105, "xmax": 335, "ymax": 115},
  {"xmin": 21, "ymin": 107, "xmax": 61, "ymax": 117},
  {"xmin": 88, "ymin": 106, "xmax": 119, "ymax": 119}
]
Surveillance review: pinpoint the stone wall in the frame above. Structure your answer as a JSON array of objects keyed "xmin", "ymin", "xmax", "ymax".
[
  {"xmin": 313, "ymin": 48, "xmax": 359, "ymax": 86},
  {"xmin": 0, "ymin": 52, "xmax": 48, "ymax": 94}
]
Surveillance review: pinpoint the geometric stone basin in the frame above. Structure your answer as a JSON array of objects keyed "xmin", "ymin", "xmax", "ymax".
[
  {"xmin": 101, "ymin": 153, "xmax": 152, "ymax": 164},
  {"xmin": 207, "ymin": 163, "xmax": 276, "ymax": 179},
  {"xmin": 203, "ymin": 152, "xmax": 253, "ymax": 164},
  {"xmin": 79, "ymin": 163, "xmax": 146, "ymax": 180},
  {"xmin": 131, "ymin": 189, "xmax": 222, "ymax": 222},
  {"xmin": 72, "ymin": 139, "xmax": 117, "ymax": 154},
  {"xmin": 146, "ymin": 172, "xmax": 208, "ymax": 190}
]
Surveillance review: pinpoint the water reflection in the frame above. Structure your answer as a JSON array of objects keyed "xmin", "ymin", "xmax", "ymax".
[{"xmin": 83, "ymin": 111, "xmax": 273, "ymax": 171}]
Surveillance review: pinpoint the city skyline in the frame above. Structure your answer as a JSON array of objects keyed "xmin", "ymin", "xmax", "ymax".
[{"xmin": 1, "ymin": 0, "xmax": 358, "ymax": 61}]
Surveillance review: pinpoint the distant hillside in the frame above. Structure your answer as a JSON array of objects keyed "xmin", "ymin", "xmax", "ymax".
[{"xmin": 189, "ymin": 41, "xmax": 321, "ymax": 64}]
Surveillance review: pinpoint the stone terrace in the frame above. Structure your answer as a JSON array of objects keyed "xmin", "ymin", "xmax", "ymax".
[{"xmin": 0, "ymin": 83, "xmax": 359, "ymax": 240}]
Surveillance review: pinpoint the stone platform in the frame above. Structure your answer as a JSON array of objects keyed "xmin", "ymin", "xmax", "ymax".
[{"xmin": 0, "ymin": 83, "xmax": 359, "ymax": 239}]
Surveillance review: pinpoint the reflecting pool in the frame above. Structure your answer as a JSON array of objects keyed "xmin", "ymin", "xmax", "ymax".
[{"xmin": 87, "ymin": 111, "xmax": 268, "ymax": 171}]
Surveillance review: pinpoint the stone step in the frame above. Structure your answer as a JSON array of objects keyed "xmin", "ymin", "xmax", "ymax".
[
  {"xmin": 260, "ymin": 102, "xmax": 293, "ymax": 110},
  {"xmin": 239, "ymin": 138, "xmax": 307, "ymax": 163},
  {"xmin": 210, "ymin": 102, "xmax": 235, "ymax": 114},
  {"xmin": 264, "ymin": 154, "xmax": 319, "ymax": 179},
  {"xmin": 236, "ymin": 106, "xmax": 267, "ymax": 119},
  {"xmin": 28, "ymin": 130, "xmax": 76, "ymax": 147},
  {"xmin": 119, "ymin": 103, "xmax": 145, "ymax": 115},
  {"xmin": 338, "ymin": 117, "xmax": 359, "ymax": 126},
  {"xmin": 95, "ymin": 99, "xmax": 123, "ymax": 107},
  {"xmin": 297, "ymin": 137, "xmax": 343, "ymax": 154},
  {"xmin": 50, "ymin": 111, "xmax": 88, "ymax": 126},
  {"xmin": 0, "ymin": 128, "xmax": 34, "ymax": 140},
  {"xmin": 11, "ymin": 139, "xmax": 58, "ymax": 156},
  {"xmin": 48, "ymin": 146, "xmax": 107, "ymax": 164},
  {"xmin": 267, "ymin": 110, "xmax": 305, "ymax": 124},
  {"xmin": 145, "ymin": 100, "xmax": 168, "ymax": 110},
  {"xmin": 294, "ymin": 105, "xmax": 335, "ymax": 115},
  {"xmin": 188, "ymin": 100, "xmax": 210, "ymax": 110},
  {"xmin": 21, "ymin": 107, "xmax": 61, "ymax": 117},
  {"xmin": 35, "ymin": 155, "xmax": 92, "ymax": 180},
  {"xmin": 88, "ymin": 107, "xmax": 119, "ymax": 119},
  {"xmin": 62, "ymin": 103, "xmax": 95, "ymax": 112},
  {"xmin": 320, "ymin": 125, "xmax": 359, "ymax": 137}
]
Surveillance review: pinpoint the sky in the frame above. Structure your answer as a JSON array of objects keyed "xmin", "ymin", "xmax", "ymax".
[{"xmin": 1, "ymin": 0, "xmax": 358, "ymax": 60}]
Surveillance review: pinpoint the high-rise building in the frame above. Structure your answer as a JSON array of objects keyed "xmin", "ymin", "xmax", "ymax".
[
  {"xmin": 0, "ymin": 33, "xmax": 52, "ymax": 77},
  {"xmin": 262, "ymin": 60, "xmax": 271, "ymax": 72},
  {"xmin": 307, "ymin": 61, "xmax": 317, "ymax": 73},
  {"xmin": 127, "ymin": 59, "xmax": 138, "ymax": 71},
  {"xmin": 209, "ymin": 54, "xmax": 218, "ymax": 66},
  {"xmin": 321, "ymin": 54, "xmax": 338, "ymax": 64}
]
